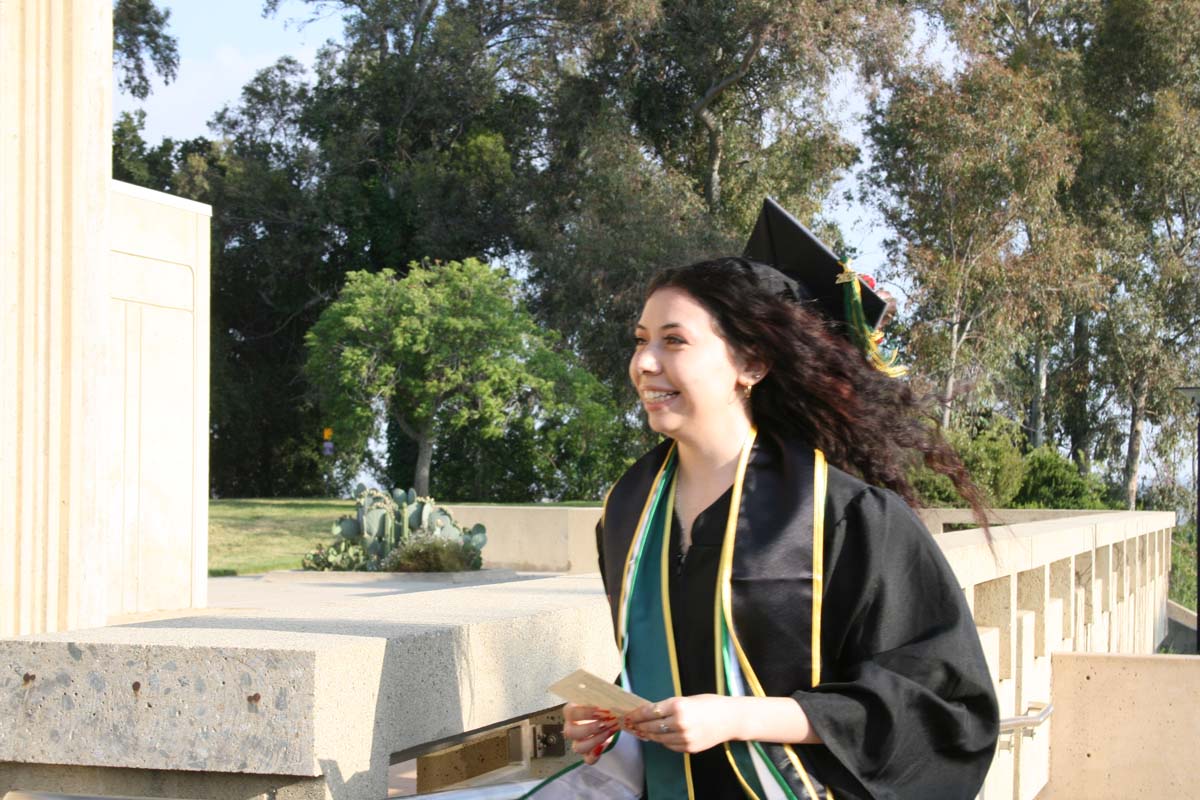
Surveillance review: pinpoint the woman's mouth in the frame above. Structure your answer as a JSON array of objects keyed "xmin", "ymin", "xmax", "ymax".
[{"xmin": 642, "ymin": 389, "xmax": 679, "ymax": 408}]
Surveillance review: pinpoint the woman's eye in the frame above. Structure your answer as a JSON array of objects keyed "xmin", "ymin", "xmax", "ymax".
[
  {"xmin": 633, "ymin": 336, "xmax": 647, "ymax": 346},
  {"xmin": 665, "ymin": 335, "xmax": 685, "ymax": 345}
]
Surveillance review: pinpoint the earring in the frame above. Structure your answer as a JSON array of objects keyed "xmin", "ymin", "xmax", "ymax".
[{"xmin": 743, "ymin": 383, "xmax": 753, "ymax": 399}]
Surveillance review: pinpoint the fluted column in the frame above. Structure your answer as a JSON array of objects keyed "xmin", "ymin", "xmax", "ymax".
[{"xmin": 1, "ymin": 0, "xmax": 113, "ymax": 636}]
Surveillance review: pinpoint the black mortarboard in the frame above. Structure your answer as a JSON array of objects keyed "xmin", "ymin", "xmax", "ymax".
[
  {"xmin": 743, "ymin": 197, "xmax": 887, "ymax": 330},
  {"xmin": 743, "ymin": 197, "xmax": 904, "ymax": 376}
]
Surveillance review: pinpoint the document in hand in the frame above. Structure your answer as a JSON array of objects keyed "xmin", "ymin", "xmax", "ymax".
[{"xmin": 547, "ymin": 669, "xmax": 648, "ymax": 716}]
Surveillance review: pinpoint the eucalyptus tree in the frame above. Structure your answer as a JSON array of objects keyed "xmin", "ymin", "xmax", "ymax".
[
  {"xmin": 902, "ymin": 1, "xmax": 1110, "ymax": 452},
  {"xmin": 1076, "ymin": 0, "xmax": 1200, "ymax": 507},
  {"xmin": 868, "ymin": 56, "xmax": 1079, "ymax": 429}
]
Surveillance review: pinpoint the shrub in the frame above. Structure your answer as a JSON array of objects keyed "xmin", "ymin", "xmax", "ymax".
[
  {"xmin": 912, "ymin": 414, "xmax": 1026, "ymax": 507},
  {"xmin": 1013, "ymin": 447, "xmax": 1109, "ymax": 509},
  {"xmin": 379, "ymin": 537, "xmax": 483, "ymax": 572}
]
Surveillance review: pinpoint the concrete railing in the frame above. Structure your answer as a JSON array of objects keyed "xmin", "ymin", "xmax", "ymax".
[
  {"xmin": 937, "ymin": 510, "xmax": 1174, "ymax": 800},
  {"xmin": 0, "ymin": 509, "xmax": 1176, "ymax": 800}
]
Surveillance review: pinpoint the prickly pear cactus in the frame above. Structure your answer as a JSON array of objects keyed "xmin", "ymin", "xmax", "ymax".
[{"xmin": 311, "ymin": 486, "xmax": 487, "ymax": 571}]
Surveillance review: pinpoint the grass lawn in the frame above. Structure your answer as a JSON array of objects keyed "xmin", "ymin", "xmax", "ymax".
[{"xmin": 208, "ymin": 498, "xmax": 354, "ymax": 576}]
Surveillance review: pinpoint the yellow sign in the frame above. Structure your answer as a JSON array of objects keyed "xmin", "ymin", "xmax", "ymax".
[{"xmin": 323, "ymin": 427, "xmax": 333, "ymax": 441}]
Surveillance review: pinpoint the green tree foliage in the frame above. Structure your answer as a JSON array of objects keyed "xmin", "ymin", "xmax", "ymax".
[
  {"xmin": 304, "ymin": 259, "xmax": 632, "ymax": 498},
  {"xmin": 113, "ymin": 0, "xmax": 179, "ymax": 98},
  {"xmin": 1013, "ymin": 446, "xmax": 1109, "ymax": 509},
  {"xmin": 111, "ymin": 1, "xmax": 1200, "ymax": 511}
]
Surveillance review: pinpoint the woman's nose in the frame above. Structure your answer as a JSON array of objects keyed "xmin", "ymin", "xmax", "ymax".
[{"xmin": 633, "ymin": 345, "xmax": 660, "ymax": 374}]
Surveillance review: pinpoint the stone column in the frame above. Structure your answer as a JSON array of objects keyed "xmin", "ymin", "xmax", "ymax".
[{"xmin": 1, "ymin": 0, "xmax": 113, "ymax": 636}]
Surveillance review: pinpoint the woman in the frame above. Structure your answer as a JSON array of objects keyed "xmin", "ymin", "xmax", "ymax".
[{"xmin": 535, "ymin": 207, "xmax": 999, "ymax": 799}]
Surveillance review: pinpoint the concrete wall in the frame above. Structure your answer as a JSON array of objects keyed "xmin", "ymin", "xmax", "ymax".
[
  {"xmin": 443, "ymin": 505, "xmax": 602, "ymax": 574},
  {"xmin": 1042, "ymin": 652, "xmax": 1200, "ymax": 798},
  {"xmin": 0, "ymin": 510, "xmax": 1177, "ymax": 800},
  {"xmin": 106, "ymin": 181, "xmax": 211, "ymax": 618}
]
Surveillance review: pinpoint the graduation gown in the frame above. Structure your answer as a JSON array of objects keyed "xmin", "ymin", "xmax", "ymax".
[{"xmin": 596, "ymin": 432, "xmax": 999, "ymax": 800}]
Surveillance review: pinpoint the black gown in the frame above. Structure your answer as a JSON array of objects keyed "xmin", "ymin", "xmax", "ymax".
[{"xmin": 596, "ymin": 432, "xmax": 999, "ymax": 800}]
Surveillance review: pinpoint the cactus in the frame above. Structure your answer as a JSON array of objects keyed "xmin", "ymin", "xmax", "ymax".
[{"xmin": 311, "ymin": 486, "xmax": 487, "ymax": 571}]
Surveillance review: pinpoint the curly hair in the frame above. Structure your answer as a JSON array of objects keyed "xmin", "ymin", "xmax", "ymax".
[{"xmin": 647, "ymin": 257, "xmax": 989, "ymax": 527}]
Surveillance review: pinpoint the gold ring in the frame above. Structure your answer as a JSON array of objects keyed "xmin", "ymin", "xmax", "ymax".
[{"xmin": 654, "ymin": 706, "xmax": 665, "ymax": 718}]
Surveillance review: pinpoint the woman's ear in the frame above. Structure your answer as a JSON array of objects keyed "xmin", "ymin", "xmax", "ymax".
[{"xmin": 739, "ymin": 359, "xmax": 770, "ymax": 388}]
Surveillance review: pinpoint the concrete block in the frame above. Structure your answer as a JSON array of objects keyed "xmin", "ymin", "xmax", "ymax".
[
  {"xmin": 0, "ymin": 575, "xmax": 619, "ymax": 800},
  {"xmin": 0, "ymin": 637, "xmax": 319, "ymax": 774},
  {"xmin": 1045, "ymin": 652, "xmax": 1200, "ymax": 798},
  {"xmin": 442, "ymin": 505, "xmax": 602, "ymax": 573}
]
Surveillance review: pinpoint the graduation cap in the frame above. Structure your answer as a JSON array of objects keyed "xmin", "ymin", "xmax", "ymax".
[{"xmin": 743, "ymin": 197, "xmax": 904, "ymax": 376}]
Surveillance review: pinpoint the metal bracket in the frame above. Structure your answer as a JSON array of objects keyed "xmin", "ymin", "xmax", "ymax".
[{"xmin": 533, "ymin": 723, "xmax": 565, "ymax": 758}]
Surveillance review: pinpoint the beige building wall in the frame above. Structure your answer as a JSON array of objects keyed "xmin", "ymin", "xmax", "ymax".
[
  {"xmin": 107, "ymin": 181, "xmax": 211, "ymax": 618},
  {"xmin": 1, "ymin": 3, "xmax": 211, "ymax": 636},
  {"xmin": 1, "ymin": 0, "xmax": 114, "ymax": 637}
]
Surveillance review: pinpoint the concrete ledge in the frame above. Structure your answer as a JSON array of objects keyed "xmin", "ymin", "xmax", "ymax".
[{"xmin": 0, "ymin": 575, "xmax": 618, "ymax": 800}]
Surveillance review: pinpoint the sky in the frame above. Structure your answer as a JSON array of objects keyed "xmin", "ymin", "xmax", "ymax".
[{"xmin": 112, "ymin": 0, "xmax": 899, "ymax": 288}]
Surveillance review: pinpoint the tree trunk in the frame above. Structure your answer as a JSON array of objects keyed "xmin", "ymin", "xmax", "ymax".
[
  {"xmin": 1123, "ymin": 376, "xmax": 1148, "ymax": 510},
  {"xmin": 414, "ymin": 430, "xmax": 434, "ymax": 497},
  {"xmin": 941, "ymin": 321, "xmax": 960, "ymax": 429},
  {"xmin": 1029, "ymin": 342, "xmax": 1047, "ymax": 449},
  {"xmin": 698, "ymin": 108, "xmax": 723, "ymax": 212},
  {"xmin": 1067, "ymin": 312, "xmax": 1092, "ymax": 474}
]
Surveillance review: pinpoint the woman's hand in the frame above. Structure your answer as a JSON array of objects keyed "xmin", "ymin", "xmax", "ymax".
[
  {"xmin": 563, "ymin": 703, "xmax": 620, "ymax": 765},
  {"xmin": 622, "ymin": 694, "xmax": 740, "ymax": 753},
  {"xmin": 624, "ymin": 695, "xmax": 820, "ymax": 751}
]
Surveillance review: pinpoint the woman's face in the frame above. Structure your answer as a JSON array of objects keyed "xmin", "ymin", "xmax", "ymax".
[{"xmin": 629, "ymin": 287, "xmax": 758, "ymax": 443}]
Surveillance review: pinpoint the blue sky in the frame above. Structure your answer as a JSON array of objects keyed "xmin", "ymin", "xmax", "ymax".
[{"xmin": 114, "ymin": 0, "xmax": 896, "ymax": 288}]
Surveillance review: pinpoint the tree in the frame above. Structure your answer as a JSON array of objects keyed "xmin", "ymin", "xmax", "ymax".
[
  {"xmin": 587, "ymin": 0, "xmax": 909, "ymax": 220},
  {"xmin": 868, "ymin": 56, "xmax": 1080, "ymax": 428},
  {"xmin": 113, "ymin": 0, "xmax": 179, "ymax": 99},
  {"xmin": 525, "ymin": 101, "xmax": 737, "ymax": 396},
  {"xmin": 1075, "ymin": 0, "xmax": 1200, "ymax": 507},
  {"xmin": 524, "ymin": 1, "xmax": 910, "ymax": 392},
  {"xmin": 306, "ymin": 258, "xmax": 601, "ymax": 496}
]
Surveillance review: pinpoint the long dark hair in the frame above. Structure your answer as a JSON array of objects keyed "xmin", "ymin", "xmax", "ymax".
[{"xmin": 647, "ymin": 257, "xmax": 989, "ymax": 526}]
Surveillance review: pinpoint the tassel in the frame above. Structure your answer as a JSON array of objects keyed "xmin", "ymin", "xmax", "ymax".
[{"xmin": 836, "ymin": 262, "xmax": 907, "ymax": 378}]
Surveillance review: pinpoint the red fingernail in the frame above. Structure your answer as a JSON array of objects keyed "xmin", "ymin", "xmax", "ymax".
[{"xmin": 591, "ymin": 743, "xmax": 604, "ymax": 758}]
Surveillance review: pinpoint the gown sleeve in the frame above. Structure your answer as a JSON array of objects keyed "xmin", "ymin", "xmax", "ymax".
[{"xmin": 792, "ymin": 485, "xmax": 999, "ymax": 800}]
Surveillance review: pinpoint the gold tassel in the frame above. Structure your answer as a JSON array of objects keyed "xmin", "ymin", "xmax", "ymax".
[{"xmin": 838, "ymin": 261, "xmax": 907, "ymax": 378}]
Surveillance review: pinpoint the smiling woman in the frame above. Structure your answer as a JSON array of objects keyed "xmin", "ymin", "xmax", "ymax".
[{"xmin": 528, "ymin": 200, "xmax": 1000, "ymax": 800}]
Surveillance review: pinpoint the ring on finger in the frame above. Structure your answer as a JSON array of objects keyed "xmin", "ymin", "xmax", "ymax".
[{"xmin": 659, "ymin": 721, "xmax": 671, "ymax": 734}]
